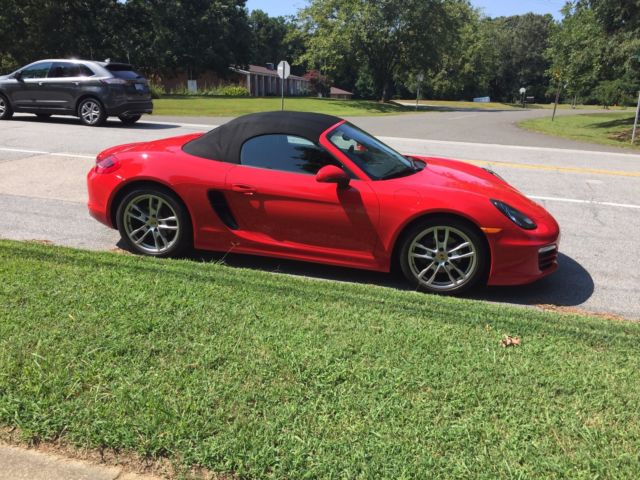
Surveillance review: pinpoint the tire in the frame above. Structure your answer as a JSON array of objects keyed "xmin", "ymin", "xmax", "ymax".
[
  {"xmin": 116, "ymin": 186, "xmax": 192, "ymax": 258},
  {"xmin": 398, "ymin": 216, "xmax": 488, "ymax": 294},
  {"xmin": 78, "ymin": 98, "xmax": 106, "ymax": 126},
  {"xmin": 118, "ymin": 114, "xmax": 141, "ymax": 125},
  {"xmin": 0, "ymin": 94, "xmax": 13, "ymax": 120},
  {"xmin": 36, "ymin": 113, "xmax": 51, "ymax": 119}
]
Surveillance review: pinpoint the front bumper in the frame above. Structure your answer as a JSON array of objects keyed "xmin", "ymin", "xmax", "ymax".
[{"xmin": 487, "ymin": 230, "xmax": 560, "ymax": 286}]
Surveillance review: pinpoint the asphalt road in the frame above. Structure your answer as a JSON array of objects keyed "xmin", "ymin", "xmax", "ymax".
[{"xmin": 1, "ymin": 109, "xmax": 639, "ymax": 320}]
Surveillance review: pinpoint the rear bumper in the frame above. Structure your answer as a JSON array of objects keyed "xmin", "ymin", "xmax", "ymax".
[
  {"xmin": 105, "ymin": 100, "xmax": 153, "ymax": 117},
  {"xmin": 87, "ymin": 167, "xmax": 124, "ymax": 228}
]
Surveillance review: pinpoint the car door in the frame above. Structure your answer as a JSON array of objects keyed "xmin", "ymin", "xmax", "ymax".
[
  {"xmin": 38, "ymin": 62, "xmax": 93, "ymax": 112},
  {"xmin": 9, "ymin": 61, "xmax": 52, "ymax": 110},
  {"xmin": 224, "ymin": 134, "xmax": 380, "ymax": 260}
]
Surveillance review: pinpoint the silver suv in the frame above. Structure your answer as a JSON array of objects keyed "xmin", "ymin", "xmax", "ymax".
[{"xmin": 0, "ymin": 59, "xmax": 153, "ymax": 126}]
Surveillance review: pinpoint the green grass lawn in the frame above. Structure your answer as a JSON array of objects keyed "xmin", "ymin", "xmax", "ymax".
[
  {"xmin": 153, "ymin": 96, "xmax": 410, "ymax": 117},
  {"xmin": 401, "ymin": 99, "xmax": 628, "ymax": 111},
  {"xmin": 2, "ymin": 240, "xmax": 640, "ymax": 478},
  {"xmin": 519, "ymin": 112, "xmax": 639, "ymax": 150}
]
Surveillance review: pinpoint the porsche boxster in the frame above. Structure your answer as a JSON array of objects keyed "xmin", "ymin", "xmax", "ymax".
[{"xmin": 87, "ymin": 111, "xmax": 559, "ymax": 294}]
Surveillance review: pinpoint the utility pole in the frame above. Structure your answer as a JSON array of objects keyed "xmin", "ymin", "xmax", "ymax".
[{"xmin": 632, "ymin": 90, "xmax": 640, "ymax": 144}]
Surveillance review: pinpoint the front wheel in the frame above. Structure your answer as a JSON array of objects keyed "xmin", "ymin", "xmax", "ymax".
[
  {"xmin": 78, "ymin": 98, "xmax": 106, "ymax": 126},
  {"xmin": 398, "ymin": 217, "xmax": 488, "ymax": 294},
  {"xmin": 0, "ymin": 94, "xmax": 13, "ymax": 120},
  {"xmin": 118, "ymin": 114, "xmax": 141, "ymax": 125},
  {"xmin": 116, "ymin": 187, "xmax": 192, "ymax": 257}
]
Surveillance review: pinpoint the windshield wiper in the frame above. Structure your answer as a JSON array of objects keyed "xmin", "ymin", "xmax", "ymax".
[{"xmin": 380, "ymin": 166, "xmax": 418, "ymax": 180}]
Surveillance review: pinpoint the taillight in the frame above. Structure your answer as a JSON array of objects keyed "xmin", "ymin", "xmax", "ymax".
[
  {"xmin": 100, "ymin": 78, "xmax": 127, "ymax": 85},
  {"xmin": 95, "ymin": 155, "xmax": 121, "ymax": 174}
]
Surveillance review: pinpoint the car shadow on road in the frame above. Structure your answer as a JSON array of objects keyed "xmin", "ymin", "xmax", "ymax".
[
  {"xmin": 467, "ymin": 253, "xmax": 594, "ymax": 307},
  {"xmin": 186, "ymin": 250, "xmax": 593, "ymax": 309},
  {"xmin": 9, "ymin": 115, "xmax": 178, "ymax": 130}
]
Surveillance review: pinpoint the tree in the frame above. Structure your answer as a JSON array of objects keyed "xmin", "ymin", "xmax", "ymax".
[{"xmin": 298, "ymin": 0, "xmax": 462, "ymax": 101}]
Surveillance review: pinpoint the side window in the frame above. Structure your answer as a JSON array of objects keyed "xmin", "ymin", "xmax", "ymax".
[
  {"xmin": 19, "ymin": 62, "xmax": 53, "ymax": 79},
  {"xmin": 48, "ymin": 62, "xmax": 95, "ymax": 78},
  {"xmin": 240, "ymin": 134, "xmax": 344, "ymax": 175},
  {"xmin": 78, "ymin": 65, "xmax": 95, "ymax": 77}
]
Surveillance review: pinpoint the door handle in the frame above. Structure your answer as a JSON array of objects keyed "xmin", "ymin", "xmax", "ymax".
[
  {"xmin": 74, "ymin": 82, "xmax": 79, "ymax": 86},
  {"xmin": 231, "ymin": 184, "xmax": 256, "ymax": 195},
  {"xmin": 38, "ymin": 82, "xmax": 43, "ymax": 86}
]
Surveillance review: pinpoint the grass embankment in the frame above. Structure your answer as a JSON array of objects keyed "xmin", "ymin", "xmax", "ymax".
[
  {"xmin": 519, "ymin": 112, "xmax": 639, "ymax": 150},
  {"xmin": 404, "ymin": 99, "xmax": 627, "ymax": 111},
  {"xmin": 2, "ymin": 240, "xmax": 640, "ymax": 478},
  {"xmin": 153, "ymin": 97, "xmax": 409, "ymax": 117}
]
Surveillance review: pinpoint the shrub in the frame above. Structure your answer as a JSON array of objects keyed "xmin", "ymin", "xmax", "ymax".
[
  {"xmin": 219, "ymin": 85, "xmax": 250, "ymax": 97},
  {"xmin": 148, "ymin": 82, "xmax": 166, "ymax": 99}
]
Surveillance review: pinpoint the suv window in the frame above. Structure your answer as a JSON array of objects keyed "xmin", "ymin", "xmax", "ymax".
[
  {"xmin": 106, "ymin": 64, "xmax": 143, "ymax": 80},
  {"xmin": 19, "ymin": 62, "xmax": 53, "ymax": 79},
  {"xmin": 48, "ymin": 62, "xmax": 95, "ymax": 78},
  {"xmin": 240, "ymin": 134, "xmax": 343, "ymax": 175}
]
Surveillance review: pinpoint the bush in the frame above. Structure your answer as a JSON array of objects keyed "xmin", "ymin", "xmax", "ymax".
[
  {"xmin": 148, "ymin": 82, "xmax": 166, "ymax": 99},
  {"xmin": 164, "ymin": 84, "xmax": 249, "ymax": 97},
  {"xmin": 219, "ymin": 85, "xmax": 250, "ymax": 97}
]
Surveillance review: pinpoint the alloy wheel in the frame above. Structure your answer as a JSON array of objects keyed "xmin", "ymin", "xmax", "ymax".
[
  {"xmin": 407, "ymin": 225, "xmax": 478, "ymax": 291},
  {"xmin": 123, "ymin": 194, "xmax": 180, "ymax": 255},
  {"xmin": 0, "ymin": 97, "xmax": 6, "ymax": 116},
  {"xmin": 80, "ymin": 100, "xmax": 102, "ymax": 125}
]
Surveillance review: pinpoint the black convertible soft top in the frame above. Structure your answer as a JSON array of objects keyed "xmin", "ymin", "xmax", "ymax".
[{"xmin": 182, "ymin": 111, "xmax": 342, "ymax": 163}]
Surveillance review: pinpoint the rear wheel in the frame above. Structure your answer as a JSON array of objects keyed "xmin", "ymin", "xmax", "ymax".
[
  {"xmin": 78, "ymin": 98, "xmax": 106, "ymax": 126},
  {"xmin": 116, "ymin": 187, "xmax": 192, "ymax": 257},
  {"xmin": 398, "ymin": 217, "xmax": 488, "ymax": 294},
  {"xmin": 118, "ymin": 114, "xmax": 141, "ymax": 125},
  {"xmin": 0, "ymin": 94, "xmax": 13, "ymax": 120}
]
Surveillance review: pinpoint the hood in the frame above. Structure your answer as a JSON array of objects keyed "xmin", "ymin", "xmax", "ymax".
[{"xmin": 402, "ymin": 155, "xmax": 549, "ymax": 217}]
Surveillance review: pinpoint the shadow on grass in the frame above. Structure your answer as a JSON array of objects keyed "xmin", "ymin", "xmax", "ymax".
[
  {"xmin": 185, "ymin": 249, "xmax": 593, "ymax": 309},
  {"xmin": 584, "ymin": 115, "xmax": 635, "ymax": 130}
]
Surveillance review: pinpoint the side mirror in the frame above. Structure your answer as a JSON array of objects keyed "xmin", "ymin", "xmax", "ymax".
[
  {"xmin": 316, "ymin": 165, "xmax": 350, "ymax": 188},
  {"xmin": 14, "ymin": 71, "xmax": 22, "ymax": 81}
]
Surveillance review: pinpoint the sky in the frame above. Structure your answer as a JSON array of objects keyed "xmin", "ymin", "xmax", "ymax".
[{"xmin": 245, "ymin": 0, "xmax": 568, "ymax": 20}]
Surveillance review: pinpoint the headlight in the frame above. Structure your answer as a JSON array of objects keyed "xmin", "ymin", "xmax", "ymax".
[{"xmin": 490, "ymin": 199, "xmax": 536, "ymax": 230}]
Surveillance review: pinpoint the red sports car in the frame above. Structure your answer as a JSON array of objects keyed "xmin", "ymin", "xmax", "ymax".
[{"xmin": 87, "ymin": 111, "xmax": 559, "ymax": 294}]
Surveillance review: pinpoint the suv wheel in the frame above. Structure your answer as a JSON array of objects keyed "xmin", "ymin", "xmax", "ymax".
[
  {"xmin": 118, "ymin": 114, "xmax": 141, "ymax": 125},
  {"xmin": 0, "ymin": 94, "xmax": 13, "ymax": 120},
  {"xmin": 78, "ymin": 98, "xmax": 106, "ymax": 126}
]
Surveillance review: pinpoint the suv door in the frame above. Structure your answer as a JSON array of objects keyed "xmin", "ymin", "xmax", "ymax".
[
  {"xmin": 224, "ymin": 134, "xmax": 381, "ymax": 264},
  {"xmin": 9, "ymin": 62, "xmax": 52, "ymax": 110},
  {"xmin": 41, "ymin": 62, "xmax": 95, "ymax": 111}
]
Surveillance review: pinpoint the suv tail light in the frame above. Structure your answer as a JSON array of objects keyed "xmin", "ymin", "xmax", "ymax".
[
  {"xmin": 100, "ymin": 78, "xmax": 127, "ymax": 85},
  {"xmin": 95, "ymin": 155, "xmax": 120, "ymax": 174}
]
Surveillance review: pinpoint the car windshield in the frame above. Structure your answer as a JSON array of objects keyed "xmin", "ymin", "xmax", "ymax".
[{"xmin": 327, "ymin": 122, "xmax": 417, "ymax": 180}]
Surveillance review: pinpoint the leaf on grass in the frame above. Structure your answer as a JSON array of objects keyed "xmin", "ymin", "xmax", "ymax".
[{"xmin": 501, "ymin": 335, "xmax": 521, "ymax": 347}]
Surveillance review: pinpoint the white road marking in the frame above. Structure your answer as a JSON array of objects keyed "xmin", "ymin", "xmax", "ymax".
[
  {"xmin": 528, "ymin": 195, "xmax": 640, "ymax": 210},
  {"xmin": 446, "ymin": 114, "xmax": 483, "ymax": 120},
  {"xmin": 0, "ymin": 147, "xmax": 94, "ymax": 159},
  {"xmin": 141, "ymin": 120, "xmax": 218, "ymax": 129},
  {"xmin": 379, "ymin": 136, "xmax": 640, "ymax": 159},
  {"xmin": 0, "ymin": 147, "xmax": 50, "ymax": 155}
]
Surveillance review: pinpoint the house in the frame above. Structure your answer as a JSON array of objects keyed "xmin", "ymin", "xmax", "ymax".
[
  {"xmin": 229, "ymin": 64, "xmax": 310, "ymax": 97},
  {"xmin": 329, "ymin": 87, "xmax": 353, "ymax": 100}
]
